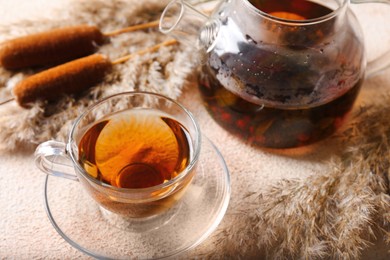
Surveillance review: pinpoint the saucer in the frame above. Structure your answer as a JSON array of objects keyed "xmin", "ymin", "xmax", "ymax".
[{"xmin": 43, "ymin": 135, "xmax": 231, "ymax": 259}]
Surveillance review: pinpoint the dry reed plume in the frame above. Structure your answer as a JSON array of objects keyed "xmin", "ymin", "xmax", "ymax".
[{"xmin": 204, "ymin": 93, "xmax": 390, "ymax": 259}]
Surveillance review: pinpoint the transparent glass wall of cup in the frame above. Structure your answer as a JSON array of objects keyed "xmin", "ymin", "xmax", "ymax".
[
  {"xmin": 35, "ymin": 92, "xmax": 201, "ymax": 218},
  {"xmin": 160, "ymin": 0, "xmax": 390, "ymax": 149}
]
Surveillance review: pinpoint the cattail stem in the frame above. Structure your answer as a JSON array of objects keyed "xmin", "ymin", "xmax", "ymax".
[
  {"xmin": 0, "ymin": 97, "xmax": 14, "ymax": 105},
  {"xmin": 104, "ymin": 20, "xmax": 160, "ymax": 37},
  {"xmin": 112, "ymin": 39, "xmax": 178, "ymax": 65}
]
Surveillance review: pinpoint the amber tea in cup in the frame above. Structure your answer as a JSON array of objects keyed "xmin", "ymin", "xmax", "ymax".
[
  {"xmin": 35, "ymin": 92, "xmax": 201, "ymax": 218},
  {"xmin": 78, "ymin": 109, "xmax": 191, "ymax": 189}
]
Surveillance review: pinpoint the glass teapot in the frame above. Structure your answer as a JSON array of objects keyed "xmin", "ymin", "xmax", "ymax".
[{"xmin": 160, "ymin": 0, "xmax": 390, "ymax": 149}]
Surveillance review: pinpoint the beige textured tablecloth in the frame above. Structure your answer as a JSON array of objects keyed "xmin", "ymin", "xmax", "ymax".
[{"xmin": 1, "ymin": 0, "xmax": 390, "ymax": 259}]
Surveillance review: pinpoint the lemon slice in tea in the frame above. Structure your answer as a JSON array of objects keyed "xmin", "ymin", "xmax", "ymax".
[
  {"xmin": 94, "ymin": 109, "xmax": 187, "ymax": 189},
  {"xmin": 269, "ymin": 12, "xmax": 305, "ymax": 20}
]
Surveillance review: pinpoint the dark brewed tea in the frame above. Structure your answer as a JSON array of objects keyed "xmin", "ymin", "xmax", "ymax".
[
  {"xmin": 78, "ymin": 109, "xmax": 191, "ymax": 189},
  {"xmin": 249, "ymin": 0, "xmax": 332, "ymax": 20},
  {"xmin": 200, "ymin": 72, "xmax": 361, "ymax": 148},
  {"xmin": 199, "ymin": 0, "xmax": 364, "ymax": 148}
]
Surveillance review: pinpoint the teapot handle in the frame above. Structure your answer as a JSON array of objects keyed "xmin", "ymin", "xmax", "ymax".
[{"xmin": 351, "ymin": 0, "xmax": 390, "ymax": 77}]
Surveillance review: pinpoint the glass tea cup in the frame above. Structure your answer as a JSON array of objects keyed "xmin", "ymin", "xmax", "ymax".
[{"xmin": 35, "ymin": 91, "xmax": 201, "ymax": 218}]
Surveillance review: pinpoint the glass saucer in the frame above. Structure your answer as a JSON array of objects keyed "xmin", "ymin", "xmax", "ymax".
[{"xmin": 43, "ymin": 136, "xmax": 230, "ymax": 259}]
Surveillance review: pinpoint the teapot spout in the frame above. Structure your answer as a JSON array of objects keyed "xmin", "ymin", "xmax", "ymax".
[{"xmin": 159, "ymin": 0, "xmax": 220, "ymax": 53}]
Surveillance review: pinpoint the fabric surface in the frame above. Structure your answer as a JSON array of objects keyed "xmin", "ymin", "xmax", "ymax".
[{"xmin": 0, "ymin": 0, "xmax": 390, "ymax": 259}]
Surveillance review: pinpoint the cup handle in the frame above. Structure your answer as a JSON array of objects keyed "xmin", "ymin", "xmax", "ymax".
[
  {"xmin": 34, "ymin": 140, "xmax": 79, "ymax": 181},
  {"xmin": 351, "ymin": 0, "xmax": 390, "ymax": 77}
]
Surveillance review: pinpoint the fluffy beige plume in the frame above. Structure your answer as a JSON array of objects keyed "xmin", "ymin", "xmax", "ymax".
[
  {"xmin": 203, "ymin": 94, "xmax": 390, "ymax": 259},
  {"xmin": 0, "ymin": 0, "xmax": 196, "ymax": 150}
]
